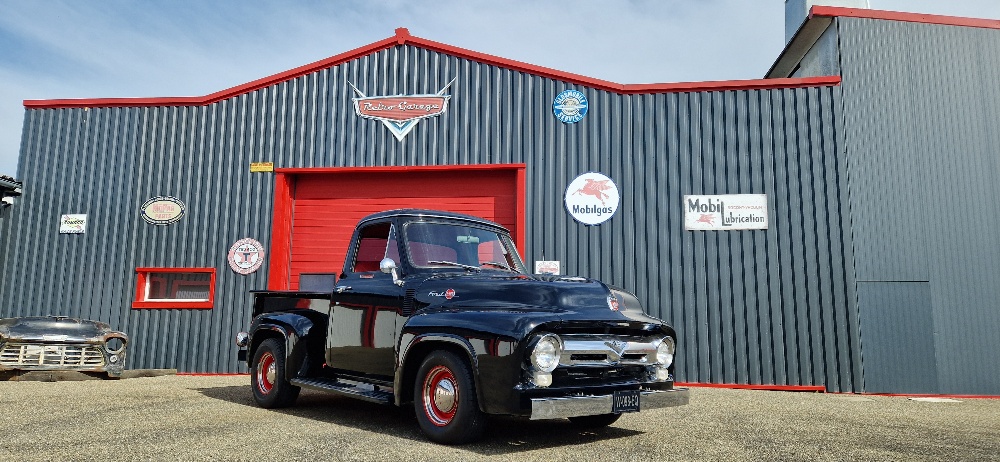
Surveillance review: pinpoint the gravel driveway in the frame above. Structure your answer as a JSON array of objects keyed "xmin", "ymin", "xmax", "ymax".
[{"xmin": 2, "ymin": 375, "xmax": 998, "ymax": 461}]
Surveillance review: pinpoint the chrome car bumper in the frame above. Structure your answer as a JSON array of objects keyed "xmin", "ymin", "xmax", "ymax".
[{"xmin": 529, "ymin": 387, "xmax": 689, "ymax": 420}]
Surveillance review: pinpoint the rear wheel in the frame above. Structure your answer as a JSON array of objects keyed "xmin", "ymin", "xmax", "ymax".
[
  {"xmin": 251, "ymin": 338, "xmax": 300, "ymax": 408},
  {"xmin": 413, "ymin": 350, "xmax": 487, "ymax": 444},
  {"xmin": 568, "ymin": 413, "xmax": 622, "ymax": 428}
]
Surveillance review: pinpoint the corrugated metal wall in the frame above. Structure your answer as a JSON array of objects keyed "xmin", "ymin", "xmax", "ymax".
[
  {"xmin": 0, "ymin": 44, "xmax": 861, "ymax": 391},
  {"xmin": 838, "ymin": 17, "xmax": 1000, "ymax": 395}
]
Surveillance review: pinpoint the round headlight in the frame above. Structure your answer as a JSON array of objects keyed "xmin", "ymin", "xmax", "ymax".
[
  {"xmin": 105, "ymin": 337, "xmax": 126, "ymax": 355},
  {"xmin": 656, "ymin": 337, "xmax": 675, "ymax": 367},
  {"xmin": 530, "ymin": 334, "xmax": 562, "ymax": 373}
]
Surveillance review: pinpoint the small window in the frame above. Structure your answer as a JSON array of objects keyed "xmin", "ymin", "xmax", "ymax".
[
  {"xmin": 351, "ymin": 222, "xmax": 397, "ymax": 273},
  {"xmin": 133, "ymin": 268, "xmax": 215, "ymax": 309}
]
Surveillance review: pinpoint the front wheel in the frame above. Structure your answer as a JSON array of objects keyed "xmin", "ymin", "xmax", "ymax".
[
  {"xmin": 413, "ymin": 350, "xmax": 487, "ymax": 444},
  {"xmin": 251, "ymin": 338, "xmax": 300, "ymax": 408},
  {"xmin": 568, "ymin": 413, "xmax": 622, "ymax": 428}
]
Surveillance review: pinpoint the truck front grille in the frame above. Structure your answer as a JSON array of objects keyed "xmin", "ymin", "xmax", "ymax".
[{"xmin": 0, "ymin": 343, "xmax": 105, "ymax": 368}]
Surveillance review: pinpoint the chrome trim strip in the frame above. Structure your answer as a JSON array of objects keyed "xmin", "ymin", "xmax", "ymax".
[{"xmin": 529, "ymin": 387, "xmax": 689, "ymax": 420}]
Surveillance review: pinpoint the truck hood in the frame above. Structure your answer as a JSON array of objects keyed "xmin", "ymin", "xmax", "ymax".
[
  {"xmin": 0, "ymin": 316, "xmax": 116, "ymax": 342},
  {"xmin": 405, "ymin": 272, "xmax": 672, "ymax": 339}
]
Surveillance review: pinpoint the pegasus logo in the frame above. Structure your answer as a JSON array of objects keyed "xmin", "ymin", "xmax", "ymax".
[{"xmin": 573, "ymin": 179, "xmax": 614, "ymax": 205}]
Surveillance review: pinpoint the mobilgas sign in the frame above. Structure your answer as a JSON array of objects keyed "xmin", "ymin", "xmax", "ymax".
[
  {"xmin": 349, "ymin": 79, "xmax": 455, "ymax": 141},
  {"xmin": 565, "ymin": 172, "xmax": 620, "ymax": 225},
  {"xmin": 683, "ymin": 194, "xmax": 768, "ymax": 230}
]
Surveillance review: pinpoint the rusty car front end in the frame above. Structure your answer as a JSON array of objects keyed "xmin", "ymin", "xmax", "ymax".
[{"xmin": 0, "ymin": 316, "xmax": 128, "ymax": 378}]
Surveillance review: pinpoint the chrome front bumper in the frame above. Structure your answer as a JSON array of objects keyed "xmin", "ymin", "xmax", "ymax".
[{"xmin": 529, "ymin": 387, "xmax": 689, "ymax": 420}]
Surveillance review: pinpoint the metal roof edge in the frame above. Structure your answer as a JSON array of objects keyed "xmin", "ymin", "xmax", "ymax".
[{"xmin": 24, "ymin": 28, "xmax": 842, "ymax": 110}]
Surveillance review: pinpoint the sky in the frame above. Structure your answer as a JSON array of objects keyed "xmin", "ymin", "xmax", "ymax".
[{"xmin": 3, "ymin": 0, "xmax": 1000, "ymax": 176}]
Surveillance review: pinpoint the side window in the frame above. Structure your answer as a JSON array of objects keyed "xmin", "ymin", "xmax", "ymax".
[
  {"xmin": 133, "ymin": 268, "xmax": 215, "ymax": 309},
  {"xmin": 352, "ymin": 222, "xmax": 395, "ymax": 273}
]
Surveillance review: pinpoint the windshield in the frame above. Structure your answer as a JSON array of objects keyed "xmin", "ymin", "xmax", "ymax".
[{"xmin": 404, "ymin": 221, "xmax": 527, "ymax": 273}]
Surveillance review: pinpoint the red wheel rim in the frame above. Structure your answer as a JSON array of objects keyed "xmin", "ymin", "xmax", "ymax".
[
  {"xmin": 422, "ymin": 365, "xmax": 458, "ymax": 426},
  {"xmin": 256, "ymin": 352, "xmax": 275, "ymax": 395}
]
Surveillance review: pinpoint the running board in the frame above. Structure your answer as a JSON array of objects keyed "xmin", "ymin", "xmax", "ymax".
[{"xmin": 290, "ymin": 377, "xmax": 393, "ymax": 404}]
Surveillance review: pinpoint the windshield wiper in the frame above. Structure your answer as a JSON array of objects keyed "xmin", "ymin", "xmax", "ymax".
[
  {"xmin": 481, "ymin": 261, "xmax": 517, "ymax": 272},
  {"xmin": 427, "ymin": 260, "xmax": 481, "ymax": 272}
]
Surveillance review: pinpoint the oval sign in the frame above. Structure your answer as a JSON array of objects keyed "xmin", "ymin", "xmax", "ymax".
[
  {"xmin": 565, "ymin": 172, "xmax": 620, "ymax": 225},
  {"xmin": 140, "ymin": 196, "xmax": 186, "ymax": 225}
]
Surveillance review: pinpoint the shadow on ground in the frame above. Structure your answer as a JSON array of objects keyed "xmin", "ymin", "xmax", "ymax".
[{"xmin": 196, "ymin": 385, "xmax": 642, "ymax": 455}]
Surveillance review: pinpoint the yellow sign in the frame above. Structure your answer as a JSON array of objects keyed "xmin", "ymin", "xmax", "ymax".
[{"xmin": 250, "ymin": 162, "xmax": 274, "ymax": 173}]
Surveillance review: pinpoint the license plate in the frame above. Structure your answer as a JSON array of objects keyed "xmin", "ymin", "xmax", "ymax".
[{"xmin": 612, "ymin": 390, "xmax": 640, "ymax": 413}]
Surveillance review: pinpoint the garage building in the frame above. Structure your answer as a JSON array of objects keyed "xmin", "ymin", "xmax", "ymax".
[{"xmin": 1, "ymin": 5, "xmax": 998, "ymax": 396}]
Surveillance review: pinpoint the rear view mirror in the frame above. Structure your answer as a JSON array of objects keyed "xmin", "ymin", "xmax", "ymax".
[{"xmin": 457, "ymin": 235, "xmax": 480, "ymax": 244}]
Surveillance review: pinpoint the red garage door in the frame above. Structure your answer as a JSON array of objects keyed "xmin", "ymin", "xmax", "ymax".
[{"xmin": 268, "ymin": 165, "xmax": 525, "ymax": 290}]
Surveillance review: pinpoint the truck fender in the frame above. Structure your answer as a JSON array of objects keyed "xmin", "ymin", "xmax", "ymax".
[
  {"xmin": 394, "ymin": 333, "xmax": 483, "ymax": 408},
  {"xmin": 249, "ymin": 313, "xmax": 316, "ymax": 381}
]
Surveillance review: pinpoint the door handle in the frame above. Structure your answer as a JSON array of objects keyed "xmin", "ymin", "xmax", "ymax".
[{"xmin": 335, "ymin": 286, "xmax": 352, "ymax": 293}]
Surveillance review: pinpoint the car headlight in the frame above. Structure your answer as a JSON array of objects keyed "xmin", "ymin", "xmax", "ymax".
[
  {"xmin": 656, "ymin": 337, "xmax": 675, "ymax": 367},
  {"xmin": 105, "ymin": 337, "xmax": 126, "ymax": 355},
  {"xmin": 530, "ymin": 333, "xmax": 562, "ymax": 373}
]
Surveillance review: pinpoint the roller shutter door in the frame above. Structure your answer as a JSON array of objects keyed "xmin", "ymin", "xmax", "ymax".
[{"xmin": 287, "ymin": 169, "xmax": 518, "ymax": 289}]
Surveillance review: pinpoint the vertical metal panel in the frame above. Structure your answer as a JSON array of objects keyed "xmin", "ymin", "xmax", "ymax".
[
  {"xmin": 0, "ymin": 45, "xmax": 859, "ymax": 391},
  {"xmin": 857, "ymin": 282, "xmax": 938, "ymax": 394},
  {"xmin": 839, "ymin": 17, "xmax": 1000, "ymax": 394}
]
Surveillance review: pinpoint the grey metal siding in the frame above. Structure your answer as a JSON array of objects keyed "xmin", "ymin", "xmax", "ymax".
[
  {"xmin": 838, "ymin": 17, "xmax": 1000, "ymax": 394},
  {"xmin": 857, "ymin": 282, "xmax": 938, "ymax": 394},
  {"xmin": 1, "ymin": 44, "xmax": 860, "ymax": 391}
]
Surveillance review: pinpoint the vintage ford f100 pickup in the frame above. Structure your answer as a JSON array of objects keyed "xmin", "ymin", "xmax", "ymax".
[{"xmin": 237, "ymin": 209, "xmax": 687, "ymax": 444}]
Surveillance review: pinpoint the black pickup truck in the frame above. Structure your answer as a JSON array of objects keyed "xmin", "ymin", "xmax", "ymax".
[{"xmin": 237, "ymin": 209, "xmax": 688, "ymax": 444}]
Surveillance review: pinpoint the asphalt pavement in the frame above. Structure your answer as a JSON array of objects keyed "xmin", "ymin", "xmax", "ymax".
[{"xmin": 1, "ymin": 375, "xmax": 998, "ymax": 461}]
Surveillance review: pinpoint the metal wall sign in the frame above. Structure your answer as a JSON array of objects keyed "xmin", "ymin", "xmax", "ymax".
[
  {"xmin": 140, "ymin": 196, "xmax": 186, "ymax": 225},
  {"xmin": 534, "ymin": 261, "xmax": 561, "ymax": 275},
  {"xmin": 249, "ymin": 162, "xmax": 274, "ymax": 173},
  {"xmin": 565, "ymin": 172, "xmax": 620, "ymax": 225},
  {"xmin": 684, "ymin": 194, "xmax": 768, "ymax": 230},
  {"xmin": 59, "ymin": 214, "xmax": 86, "ymax": 234},
  {"xmin": 553, "ymin": 89, "xmax": 589, "ymax": 123},
  {"xmin": 349, "ymin": 79, "xmax": 455, "ymax": 141},
  {"xmin": 228, "ymin": 238, "xmax": 265, "ymax": 275}
]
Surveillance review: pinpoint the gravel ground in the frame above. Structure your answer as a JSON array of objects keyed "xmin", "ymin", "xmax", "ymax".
[{"xmin": 1, "ymin": 375, "xmax": 999, "ymax": 461}]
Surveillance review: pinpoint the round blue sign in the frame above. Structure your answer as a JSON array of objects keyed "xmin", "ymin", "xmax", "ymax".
[{"xmin": 553, "ymin": 89, "xmax": 588, "ymax": 124}]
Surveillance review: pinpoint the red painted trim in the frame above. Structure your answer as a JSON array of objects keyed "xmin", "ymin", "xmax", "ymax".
[
  {"xmin": 268, "ymin": 173, "xmax": 294, "ymax": 290},
  {"xmin": 132, "ymin": 267, "xmax": 216, "ymax": 309},
  {"xmin": 677, "ymin": 382, "xmax": 827, "ymax": 393},
  {"xmin": 24, "ymin": 28, "xmax": 840, "ymax": 109},
  {"xmin": 811, "ymin": 6, "xmax": 1000, "ymax": 30},
  {"xmin": 274, "ymin": 163, "xmax": 527, "ymax": 174},
  {"xmin": 515, "ymin": 166, "xmax": 526, "ymax": 256}
]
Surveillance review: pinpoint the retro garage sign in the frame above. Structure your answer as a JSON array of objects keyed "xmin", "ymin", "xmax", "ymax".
[{"xmin": 349, "ymin": 79, "xmax": 455, "ymax": 141}]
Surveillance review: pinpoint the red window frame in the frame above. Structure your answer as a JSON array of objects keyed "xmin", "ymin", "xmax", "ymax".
[{"xmin": 132, "ymin": 267, "xmax": 216, "ymax": 309}]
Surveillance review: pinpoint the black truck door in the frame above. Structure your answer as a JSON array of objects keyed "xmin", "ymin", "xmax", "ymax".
[{"xmin": 326, "ymin": 221, "xmax": 403, "ymax": 379}]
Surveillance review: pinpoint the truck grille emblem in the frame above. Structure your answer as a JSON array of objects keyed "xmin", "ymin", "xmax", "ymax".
[{"xmin": 605, "ymin": 340, "xmax": 628, "ymax": 355}]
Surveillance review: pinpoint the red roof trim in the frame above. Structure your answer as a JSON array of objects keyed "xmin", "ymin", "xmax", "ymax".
[
  {"xmin": 811, "ymin": 5, "xmax": 1000, "ymax": 30},
  {"xmin": 24, "ymin": 28, "xmax": 840, "ymax": 109}
]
